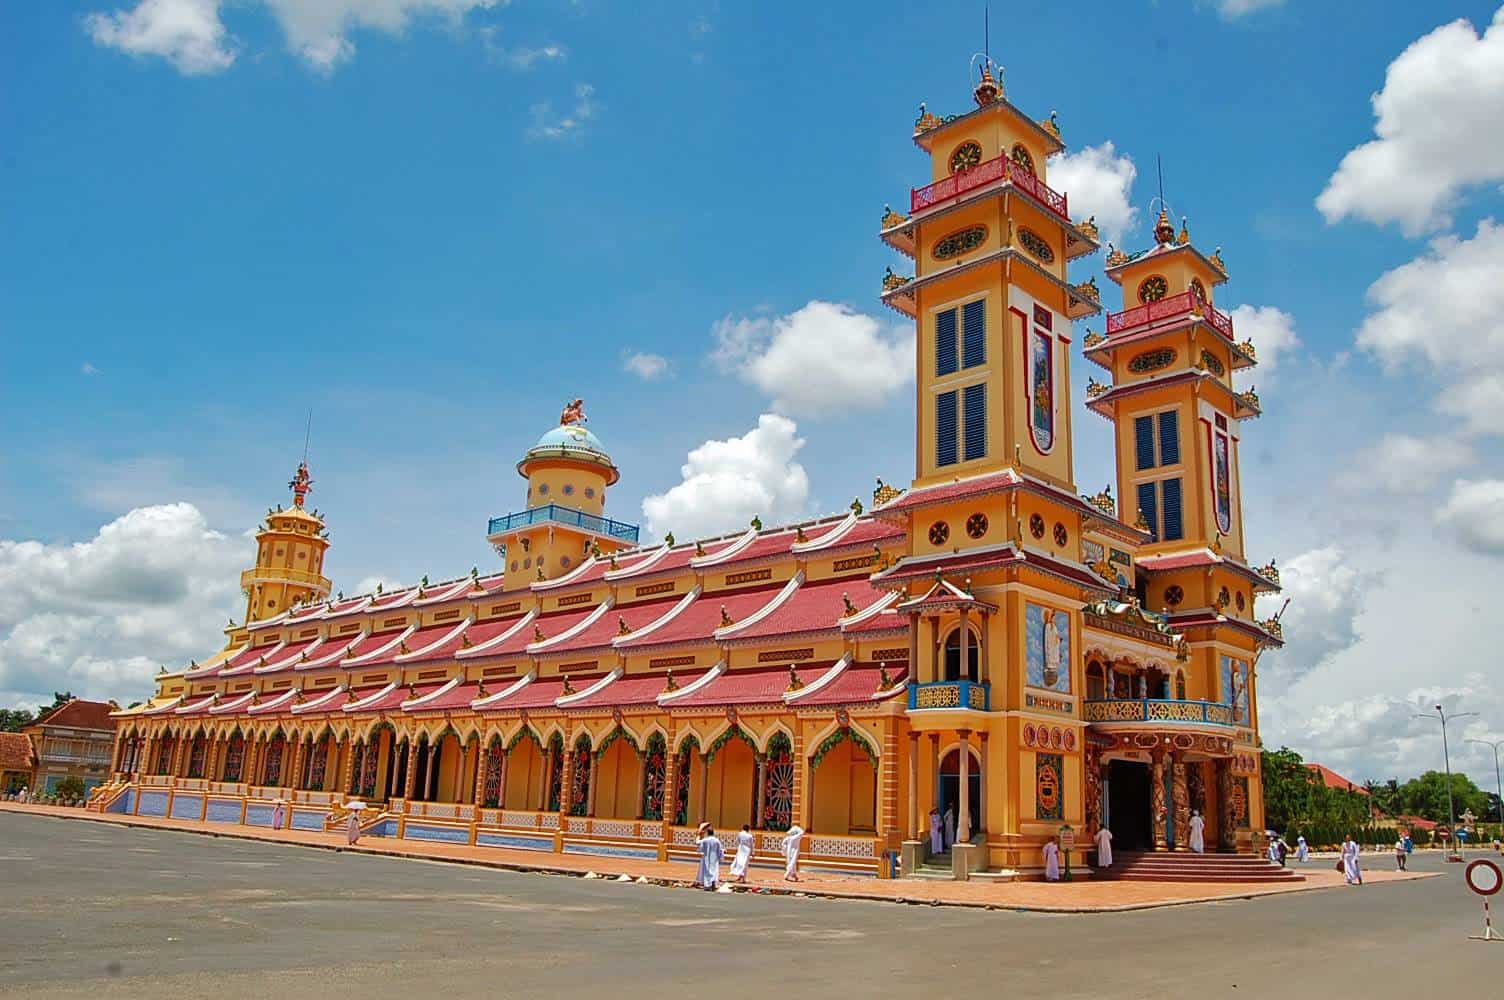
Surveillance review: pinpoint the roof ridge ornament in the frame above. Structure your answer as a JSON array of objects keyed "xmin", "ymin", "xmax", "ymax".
[{"xmin": 973, "ymin": 59, "xmax": 1002, "ymax": 107}]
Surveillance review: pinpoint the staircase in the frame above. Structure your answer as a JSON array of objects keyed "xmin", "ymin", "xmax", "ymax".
[
  {"xmin": 1096, "ymin": 850, "xmax": 1303, "ymax": 883},
  {"xmin": 910, "ymin": 849, "xmax": 955, "ymax": 880}
]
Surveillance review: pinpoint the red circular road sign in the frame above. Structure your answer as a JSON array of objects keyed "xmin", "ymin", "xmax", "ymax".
[{"xmin": 1465, "ymin": 858, "xmax": 1502, "ymax": 896}]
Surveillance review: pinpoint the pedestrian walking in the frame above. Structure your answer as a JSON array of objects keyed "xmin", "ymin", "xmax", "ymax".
[
  {"xmin": 1043, "ymin": 836, "xmax": 1061, "ymax": 882},
  {"xmin": 1296, "ymin": 835, "xmax": 1309, "ymax": 863},
  {"xmin": 780, "ymin": 824, "xmax": 804, "ymax": 882},
  {"xmin": 1340, "ymin": 834, "xmax": 1363, "ymax": 885},
  {"xmin": 1188, "ymin": 809, "xmax": 1205, "ymax": 854},
  {"xmin": 1394, "ymin": 838, "xmax": 1407, "ymax": 871},
  {"xmin": 729, "ymin": 824, "xmax": 754, "ymax": 883},
  {"xmin": 1094, "ymin": 824, "xmax": 1113, "ymax": 868},
  {"xmin": 695, "ymin": 823, "xmax": 724, "ymax": 890}
]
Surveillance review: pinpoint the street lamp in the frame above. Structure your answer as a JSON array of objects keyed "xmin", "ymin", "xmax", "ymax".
[
  {"xmin": 1414, "ymin": 704, "xmax": 1478, "ymax": 860},
  {"xmin": 1466, "ymin": 738, "xmax": 1504, "ymax": 836}
]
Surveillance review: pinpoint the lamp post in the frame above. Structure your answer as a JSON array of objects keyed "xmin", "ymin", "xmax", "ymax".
[
  {"xmin": 1414, "ymin": 704, "xmax": 1477, "ymax": 861},
  {"xmin": 1466, "ymin": 738, "xmax": 1504, "ymax": 840}
]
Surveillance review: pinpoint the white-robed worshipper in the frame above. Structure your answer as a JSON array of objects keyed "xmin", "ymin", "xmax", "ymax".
[
  {"xmin": 695, "ymin": 823, "xmax": 725, "ymax": 890},
  {"xmin": 729, "ymin": 824, "xmax": 755, "ymax": 883},
  {"xmin": 1188, "ymin": 809, "xmax": 1206, "ymax": 853},
  {"xmin": 15, "ymin": 787, "xmax": 27, "ymax": 804},
  {"xmin": 928, "ymin": 808, "xmax": 944, "ymax": 854},
  {"xmin": 943, "ymin": 804, "xmax": 956, "ymax": 849},
  {"xmin": 781, "ymin": 825, "xmax": 805, "ymax": 882},
  {"xmin": 271, "ymin": 798, "xmax": 287, "ymax": 830},
  {"xmin": 1043, "ymin": 836, "xmax": 1062, "ymax": 882},
  {"xmin": 1094, "ymin": 825, "xmax": 1114, "ymax": 868},
  {"xmin": 1266, "ymin": 834, "xmax": 1280, "ymax": 865},
  {"xmin": 345, "ymin": 802, "xmax": 364, "ymax": 845},
  {"xmin": 1340, "ymin": 835, "xmax": 1363, "ymax": 885},
  {"xmin": 1296, "ymin": 835, "xmax": 1309, "ymax": 863}
]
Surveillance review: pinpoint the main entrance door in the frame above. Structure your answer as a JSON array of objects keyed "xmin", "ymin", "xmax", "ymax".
[
  {"xmin": 938, "ymin": 748, "xmax": 983, "ymax": 838},
  {"xmin": 1106, "ymin": 759, "xmax": 1152, "ymax": 851}
]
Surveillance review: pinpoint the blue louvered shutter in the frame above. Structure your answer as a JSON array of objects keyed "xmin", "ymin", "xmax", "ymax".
[
  {"xmin": 936, "ymin": 390, "xmax": 959, "ymax": 466},
  {"xmin": 961, "ymin": 299, "xmax": 985, "ymax": 369},
  {"xmin": 1134, "ymin": 416, "xmax": 1156, "ymax": 470},
  {"xmin": 1136, "ymin": 481, "xmax": 1159, "ymax": 542},
  {"xmin": 1161, "ymin": 478, "xmax": 1184, "ymax": 540},
  {"xmin": 1158, "ymin": 410, "xmax": 1180, "ymax": 465},
  {"xmin": 936, "ymin": 309, "xmax": 958, "ymax": 377},
  {"xmin": 963, "ymin": 383, "xmax": 986, "ymax": 460}
]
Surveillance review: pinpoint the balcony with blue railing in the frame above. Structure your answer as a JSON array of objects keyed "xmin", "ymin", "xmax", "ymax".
[
  {"xmin": 908, "ymin": 679, "xmax": 990, "ymax": 712},
  {"xmin": 487, "ymin": 504, "xmax": 640, "ymax": 544},
  {"xmin": 1083, "ymin": 699, "xmax": 1236, "ymax": 727}
]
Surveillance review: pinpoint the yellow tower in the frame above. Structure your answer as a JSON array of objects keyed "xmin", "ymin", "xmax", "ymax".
[
  {"xmin": 487, "ymin": 399, "xmax": 639, "ymax": 591},
  {"xmin": 240, "ymin": 461, "xmax": 331, "ymax": 623}
]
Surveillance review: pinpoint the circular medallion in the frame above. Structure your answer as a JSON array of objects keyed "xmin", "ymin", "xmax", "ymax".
[
  {"xmin": 563, "ymin": 484, "xmax": 575, "ymax": 496},
  {"xmin": 1164, "ymin": 585, "xmax": 1184, "ymax": 608},
  {"xmin": 585, "ymin": 487, "xmax": 596, "ymax": 499},
  {"xmin": 1023, "ymin": 723, "xmax": 1036, "ymax": 747},
  {"xmin": 933, "ymin": 225, "xmax": 988, "ymax": 260},
  {"xmin": 538, "ymin": 483, "xmax": 550, "ymax": 495},
  {"xmin": 1199, "ymin": 350, "xmax": 1226, "ymax": 377},
  {"xmin": 965, "ymin": 512, "xmax": 989, "ymax": 539},
  {"xmin": 1053, "ymin": 522, "xmax": 1068, "ymax": 547},
  {"xmin": 949, "ymin": 141, "xmax": 983, "ymax": 174},
  {"xmin": 1137, "ymin": 275, "xmax": 1169, "ymax": 303},
  {"xmin": 928, "ymin": 521, "xmax": 950, "ymax": 546},
  {"xmin": 1029, "ymin": 513, "xmax": 1046, "ymax": 539},
  {"xmin": 1063, "ymin": 729, "xmax": 1076, "ymax": 752},
  {"xmin": 1236, "ymin": 592, "xmax": 1246, "ymax": 612},
  {"xmin": 1009, "ymin": 143, "xmax": 1035, "ymax": 176},
  {"xmin": 1050, "ymin": 727, "xmax": 1062, "ymax": 749}
]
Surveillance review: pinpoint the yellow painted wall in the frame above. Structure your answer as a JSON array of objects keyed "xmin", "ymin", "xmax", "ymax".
[{"xmin": 594, "ymin": 740, "xmax": 642, "ymax": 819}]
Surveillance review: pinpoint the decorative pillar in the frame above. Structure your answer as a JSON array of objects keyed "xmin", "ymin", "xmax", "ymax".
[
  {"xmin": 907, "ymin": 613, "xmax": 919, "ymax": 684},
  {"xmin": 662, "ymin": 739, "xmax": 680, "ymax": 827},
  {"xmin": 635, "ymin": 750, "xmax": 648, "ymax": 819},
  {"xmin": 906, "ymin": 731, "xmax": 920, "ymax": 840},
  {"xmin": 1172, "ymin": 759, "xmax": 1191, "ymax": 851},
  {"xmin": 342, "ymin": 740, "xmax": 358, "ymax": 798},
  {"xmin": 586, "ymin": 749, "xmax": 600, "ymax": 817},
  {"xmin": 473, "ymin": 743, "xmax": 489, "ymax": 806},
  {"xmin": 1217, "ymin": 758, "xmax": 1237, "ymax": 852},
  {"xmin": 402, "ymin": 740, "xmax": 418, "ymax": 801},
  {"xmin": 959, "ymin": 607, "xmax": 971, "ymax": 683},
  {"xmin": 957, "ymin": 730, "xmax": 971, "ymax": 843},
  {"xmin": 791, "ymin": 728, "xmax": 809, "ymax": 832},
  {"xmin": 497, "ymin": 743, "xmax": 509, "ymax": 810},
  {"xmin": 539, "ymin": 743, "xmax": 554, "ymax": 811},
  {"xmin": 696, "ymin": 751, "xmax": 709, "ymax": 824},
  {"xmin": 1083, "ymin": 743, "xmax": 1102, "ymax": 838},
  {"xmin": 878, "ymin": 720, "xmax": 898, "ymax": 843},
  {"xmin": 754, "ymin": 754, "xmax": 768, "ymax": 830},
  {"xmin": 1151, "ymin": 750, "xmax": 1169, "ymax": 851},
  {"xmin": 558, "ymin": 742, "xmax": 576, "ymax": 819}
]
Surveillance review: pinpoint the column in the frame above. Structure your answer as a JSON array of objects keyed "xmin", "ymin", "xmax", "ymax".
[
  {"xmin": 959, "ymin": 608, "xmax": 971, "ymax": 683},
  {"xmin": 473, "ymin": 744, "xmax": 490, "ymax": 806},
  {"xmin": 754, "ymin": 754, "xmax": 768, "ymax": 830},
  {"xmin": 496, "ymin": 744, "xmax": 509, "ymax": 811},
  {"xmin": 539, "ymin": 744, "xmax": 554, "ymax": 811},
  {"xmin": 662, "ymin": 741, "xmax": 680, "ymax": 826},
  {"xmin": 878, "ymin": 720, "xmax": 899, "ymax": 843},
  {"xmin": 1084, "ymin": 743, "xmax": 1102, "ymax": 837},
  {"xmin": 586, "ymin": 750, "xmax": 600, "ymax": 817},
  {"xmin": 980, "ymin": 610, "xmax": 990, "ymax": 687},
  {"xmin": 558, "ymin": 743, "xmax": 576, "ymax": 818},
  {"xmin": 1172, "ymin": 758, "xmax": 1190, "ymax": 851},
  {"xmin": 907, "ymin": 613, "xmax": 919, "ymax": 684},
  {"xmin": 906, "ymin": 731, "xmax": 919, "ymax": 840},
  {"xmin": 696, "ymin": 751, "xmax": 709, "ymax": 824},
  {"xmin": 402, "ymin": 741, "xmax": 418, "ymax": 801},
  {"xmin": 957, "ymin": 730, "xmax": 971, "ymax": 843},
  {"xmin": 1151, "ymin": 750, "xmax": 1168, "ymax": 851},
  {"xmin": 929, "ymin": 733, "xmax": 941, "ymax": 808},
  {"xmin": 1217, "ymin": 758, "xmax": 1236, "ymax": 852},
  {"xmin": 635, "ymin": 750, "xmax": 648, "ymax": 819},
  {"xmin": 791, "ymin": 729, "xmax": 809, "ymax": 832}
]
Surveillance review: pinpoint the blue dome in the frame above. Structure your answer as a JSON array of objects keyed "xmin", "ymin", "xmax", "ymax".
[
  {"xmin": 520, "ymin": 422, "xmax": 619, "ymax": 484},
  {"xmin": 533, "ymin": 424, "xmax": 608, "ymax": 454}
]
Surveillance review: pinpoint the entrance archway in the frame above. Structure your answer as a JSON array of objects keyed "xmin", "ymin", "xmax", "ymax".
[
  {"xmin": 938, "ymin": 746, "xmax": 983, "ymax": 839},
  {"xmin": 1107, "ymin": 759, "xmax": 1152, "ymax": 850}
]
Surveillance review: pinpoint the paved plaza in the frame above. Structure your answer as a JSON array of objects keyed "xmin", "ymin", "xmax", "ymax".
[{"xmin": 0, "ymin": 810, "xmax": 1498, "ymax": 999}]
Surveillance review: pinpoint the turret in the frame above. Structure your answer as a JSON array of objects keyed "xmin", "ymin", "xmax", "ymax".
[{"xmin": 239, "ymin": 461, "xmax": 331, "ymax": 623}]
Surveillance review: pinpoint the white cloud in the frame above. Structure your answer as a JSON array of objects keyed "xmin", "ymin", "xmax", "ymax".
[
  {"xmin": 710, "ymin": 301, "xmax": 912, "ymax": 419},
  {"xmin": 1227, "ymin": 304, "xmax": 1300, "ymax": 384},
  {"xmin": 1255, "ymin": 546, "xmax": 1373, "ymax": 690},
  {"xmin": 262, "ymin": 0, "xmax": 499, "ymax": 73},
  {"xmin": 1317, "ymin": 9, "xmax": 1504, "ymax": 234},
  {"xmin": 1355, "ymin": 219, "xmax": 1504, "ymax": 436},
  {"xmin": 84, "ymin": 0, "xmax": 237, "ymax": 76},
  {"xmin": 1436, "ymin": 479, "xmax": 1504, "ymax": 554},
  {"xmin": 622, "ymin": 352, "xmax": 670, "ymax": 381},
  {"xmin": 478, "ymin": 26, "xmax": 564, "ymax": 70},
  {"xmin": 81, "ymin": 363, "xmax": 101, "ymax": 376},
  {"xmin": 1046, "ymin": 141, "xmax": 1137, "ymax": 245},
  {"xmin": 641, "ymin": 414, "xmax": 810, "ymax": 541},
  {"xmin": 1213, "ymin": 0, "xmax": 1285, "ymax": 17},
  {"xmin": 0, "ymin": 504, "xmax": 249, "ymax": 708},
  {"xmin": 1341, "ymin": 434, "xmax": 1475, "ymax": 495},
  {"xmin": 529, "ymin": 82, "xmax": 597, "ymax": 140}
]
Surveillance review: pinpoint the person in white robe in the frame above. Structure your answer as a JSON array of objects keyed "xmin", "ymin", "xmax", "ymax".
[
  {"xmin": 928, "ymin": 808, "xmax": 944, "ymax": 854},
  {"xmin": 1094, "ymin": 825, "xmax": 1113, "ymax": 868},
  {"xmin": 729, "ymin": 825, "xmax": 755, "ymax": 883},
  {"xmin": 781, "ymin": 825, "xmax": 804, "ymax": 882},
  {"xmin": 1187, "ymin": 810, "xmax": 1205, "ymax": 854},
  {"xmin": 943, "ymin": 804, "xmax": 956, "ymax": 849},
  {"xmin": 1266, "ymin": 835, "xmax": 1280, "ymax": 864},
  {"xmin": 1295, "ymin": 835, "xmax": 1309, "ymax": 862},
  {"xmin": 1043, "ymin": 837, "xmax": 1061, "ymax": 881},
  {"xmin": 345, "ymin": 803, "xmax": 363, "ymax": 845},
  {"xmin": 1340, "ymin": 835, "xmax": 1362, "ymax": 885},
  {"xmin": 271, "ymin": 799, "xmax": 286, "ymax": 830},
  {"xmin": 695, "ymin": 824, "xmax": 724, "ymax": 890}
]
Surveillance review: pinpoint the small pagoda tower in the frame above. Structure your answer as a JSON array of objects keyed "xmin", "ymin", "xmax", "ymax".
[{"xmin": 239, "ymin": 461, "xmax": 331, "ymax": 623}]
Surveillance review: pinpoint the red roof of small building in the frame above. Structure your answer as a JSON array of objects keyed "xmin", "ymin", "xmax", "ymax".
[
  {"xmin": 874, "ymin": 470, "xmax": 1022, "ymax": 516},
  {"xmin": 32, "ymin": 699, "xmax": 118, "ymax": 732},
  {"xmin": 0, "ymin": 731, "xmax": 34, "ymax": 771},
  {"xmin": 1305, "ymin": 763, "xmax": 1368, "ymax": 795}
]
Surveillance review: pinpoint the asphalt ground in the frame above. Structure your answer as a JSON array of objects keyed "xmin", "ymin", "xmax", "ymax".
[{"xmin": 0, "ymin": 811, "xmax": 1496, "ymax": 999}]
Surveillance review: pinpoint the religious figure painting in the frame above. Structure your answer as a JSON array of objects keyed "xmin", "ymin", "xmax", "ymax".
[
  {"xmin": 1220, "ymin": 655, "xmax": 1249, "ymax": 723},
  {"xmin": 1025, "ymin": 602, "xmax": 1070, "ymax": 693},
  {"xmin": 1029, "ymin": 328, "xmax": 1054, "ymax": 452},
  {"xmin": 1213, "ymin": 431, "xmax": 1232, "ymax": 534}
]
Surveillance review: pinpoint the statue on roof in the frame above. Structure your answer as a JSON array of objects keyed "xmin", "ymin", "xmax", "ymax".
[
  {"xmin": 560, "ymin": 398, "xmax": 587, "ymax": 426},
  {"xmin": 288, "ymin": 461, "xmax": 313, "ymax": 508}
]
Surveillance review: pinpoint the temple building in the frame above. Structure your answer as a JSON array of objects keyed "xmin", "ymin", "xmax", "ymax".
[{"xmin": 99, "ymin": 57, "xmax": 1283, "ymax": 880}]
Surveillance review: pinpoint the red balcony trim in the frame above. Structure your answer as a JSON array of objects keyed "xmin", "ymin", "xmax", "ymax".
[
  {"xmin": 909, "ymin": 154, "xmax": 1068, "ymax": 222},
  {"xmin": 1105, "ymin": 290, "xmax": 1234, "ymax": 340}
]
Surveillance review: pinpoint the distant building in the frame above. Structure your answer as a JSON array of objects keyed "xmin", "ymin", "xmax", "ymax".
[
  {"xmin": 24, "ymin": 700, "xmax": 118, "ymax": 794},
  {"xmin": 1305, "ymin": 763, "xmax": 1370, "ymax": 798},
  {"xmin": 0, "ymin": 732, "xmax": 34, "ymax": 793}
]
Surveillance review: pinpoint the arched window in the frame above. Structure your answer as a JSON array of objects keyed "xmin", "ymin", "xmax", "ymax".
[
  {"xmin": 942, "ymin": 626, "xmax": 981, "ymax": 682},
  {"xmin": 1086, "ymin": 661, "xmax": 1106, "ymax": 700},
  {"xmin": 763, "ymin": 732, "xmax": 794, "ymax": 832},
  {"xmin": 642, "ymin": 733, "xmax": 668, "ymax": 820}
]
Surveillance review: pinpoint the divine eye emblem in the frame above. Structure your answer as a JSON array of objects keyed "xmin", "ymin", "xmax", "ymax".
[
  {"xmin": 928, "ymin": 521, "xmax": 950, "ymax": 546},
  {"xmin": 949, "ymin": 141, "xmax": 983, "ymax": 174},
  {"xmin": 965, "ymin": 513, "xmax": 989, "ymax": 539},
  {"xmin": 1138, "ymin": 275, "xmax": 1169, "ymax": 303}
]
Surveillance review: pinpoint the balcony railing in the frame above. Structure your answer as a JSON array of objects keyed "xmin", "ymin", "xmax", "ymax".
[
  {"xmin": 1083, "ymin": 698, "xmax": 1236, "ymax": 726},
  {"xmin": 910, "ymin": 154, "xmax": 1068, "ymax": 222},
  {"xmin": 487, "ymin": 503, "xmax": 640, "ymax": 543},
  {"xmin": 239, "ymin": 566, "xmax": 333, "ymax": 590},
  {"xmin": 908, "ymin": 679, "xmax": 990, "ymax": 712},
  {"xmin": 1105, "ymin": 290, "xmax": 1234, "ymax": 340}
]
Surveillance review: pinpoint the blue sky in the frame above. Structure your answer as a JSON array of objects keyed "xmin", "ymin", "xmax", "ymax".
[{"xmin": 4, "ymin": 1, "xmax": 1504, "ymax": 783}]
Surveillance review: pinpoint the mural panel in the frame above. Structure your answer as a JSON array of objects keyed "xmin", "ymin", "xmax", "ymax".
[
  {"xmin": 1220, "ymin": 656, "xmax": 1250, "ymax": 724},
  {"xmin": 1026, "ymin": 602, "xmax": 1071, "ymax": 693},
  {"xmin": 1036, "ymin": 752, "xmax": 1064, "ymax": 821}
]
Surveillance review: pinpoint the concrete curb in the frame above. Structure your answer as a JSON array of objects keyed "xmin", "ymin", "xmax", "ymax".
[{"xmin": 0, "ymin": 804, "xmax": 1442, "ymax": 915}]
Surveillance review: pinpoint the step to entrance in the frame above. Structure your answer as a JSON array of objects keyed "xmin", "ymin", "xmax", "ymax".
[{"xmin": 1095, "ymin": 851, "xmax": 1303, "ymax": 883}]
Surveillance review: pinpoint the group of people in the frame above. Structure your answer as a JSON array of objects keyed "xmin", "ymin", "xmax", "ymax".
[{"xmin": 694, "ymin": 823, "xmax": 804, "ymax": 890}]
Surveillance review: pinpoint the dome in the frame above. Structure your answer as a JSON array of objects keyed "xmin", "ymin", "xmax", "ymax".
[{"xmin": 519, "ymin": 422, "xmax": 619, "ymax": 484}]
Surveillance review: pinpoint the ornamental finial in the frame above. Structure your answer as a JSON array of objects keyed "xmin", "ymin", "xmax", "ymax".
[
  {"xmin": 1153, "ymin": 209, "xmax": 1176, "ymax": 246},
  {"xmin": 288, "ymin": 461, "xmax": 313, "ymax": 508},
  {"xmin": 559, "ymin": 398, "xmax": 586, "ymax": 426},
  {"xmin": 1178, "ymin": 216, "xmax": 1190, "ymax": 245},
  {"xmin": 973, "ymin": 61, "xmax": 1002, "ymax": 107}
]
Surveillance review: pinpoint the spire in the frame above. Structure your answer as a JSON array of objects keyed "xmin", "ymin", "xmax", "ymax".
[{"xmin": 288, "ymin": 460, "xmax": 313, "ymax": 508}]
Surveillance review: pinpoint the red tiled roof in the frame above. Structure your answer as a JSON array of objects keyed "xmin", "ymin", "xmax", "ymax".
[
  {"xmin": 820, "ymin": 516, "xmax": 906, "ymax": 550},
  {"xmin": 842, "ymin": 608, "xmax": 906, "ymax": 635},
  {"xmin": 454, "ymin": 612, "xmax": 532, "ymax": 659},
  {"xmin": 697, "ymin": 528, "xmax": 797, "ymax": 566},
  {"xmin": 0, "ymin": 731, "xmax": 34, "ymax": 771},
  {"xmin": 345, "ymin": 683, "xmax": 441, "ymax": 715},
  {"xmin": 33, "ymin": 699, "xmax": 117, "ymax": 731},
  {"xmin": 496, "ymin": 607, "xmax": 599, "ymax": 658},
  {"xmin": 620, "ymin": 586, "xmax": 784, "ymax": 649},
  {"xmin": 559, "ymin": 670, "xmax": 708, "ymax": 710},
  {"xmin": 1137, "ymin": 549, "xmax": 1280, "ymax": 592},
  {"xmin": 253, "ymin": 637, "xmax": 324, "ymax": 674},
  {"xmin": 474, "ymin": 675, "xmax": 580, "ymax": 712},
  {"xmin": 403, "ymin": 681, "xmax": 482, "ymax": 713},
  {"xmin": 873, "ymin": 470, "xmax": 1021, "ymax": 517},
  {"xmin": 789, "ymin": 663, "xmax": 909, "ymax": 706},
  {"xmin": 218, "ymin": 640, "xmax": 287, "ymax": 677},
  {"xmin": 1305, "ymin": 763, "xmax": 1369, "ymax": 795},
  {"xmin": 543, "ymin": 596, "xmax": 684, "ymax": 654},
  {"xmin": 724, "ymin": 577, "xmax": 887, "ymax": 642},
  {"xmin": 297, "ymin": 632, "xmax": 366, "ymax": 670},
  {"xmin": 338, "ymin": 628, "xmax": 411, "ymax": 665},
  {"xmin": 665, "ymin": 665, "xmax": 824, "ymax": 708}
]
